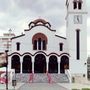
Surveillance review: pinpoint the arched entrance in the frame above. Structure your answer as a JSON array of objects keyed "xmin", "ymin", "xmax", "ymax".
[
  {"xmin": 34, "ymin": 54, "xmax": 46, "ymax": 73},
  {"xmin": 48, "ymin": 55, "xmax": 58, "ymax": 73},
  {"xmin": 60, "ymin": 56, "xmax": 69, "ymax": 73},
  {"xmin": 22, "ymin": 55, "xmax": 32, "ymax": 73},
  {"xmin": 11, "ymin": 55, "xmax": 20, "ymax": 73}
]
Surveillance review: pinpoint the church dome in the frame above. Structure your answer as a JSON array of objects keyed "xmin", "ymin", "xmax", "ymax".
[
  {"xmin": 28, "ymin": 18, "xmax": 51, "ymax": 29},
  {"xmin": 33, "ymin": 19, "xmax": 48, "ymax": 24}
]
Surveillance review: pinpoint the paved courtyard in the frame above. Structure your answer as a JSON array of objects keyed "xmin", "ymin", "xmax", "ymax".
[
  {"xmin": 18, "ymin": 83, "xmax": 69, "ymax": 90},
  {"xmin": 0, "ymin": 83, "xmax": 69, "ymax": 90}
]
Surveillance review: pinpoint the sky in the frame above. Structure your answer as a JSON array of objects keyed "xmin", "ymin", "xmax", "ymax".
[{"xmin": 0, "ymin": 0, "xmax": 90, "ymax": 55}]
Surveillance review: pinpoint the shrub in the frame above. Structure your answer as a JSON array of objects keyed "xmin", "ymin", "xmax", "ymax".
[{"xmin": 82, "ymin": 88, "xmax": 90, "ymax": 90}]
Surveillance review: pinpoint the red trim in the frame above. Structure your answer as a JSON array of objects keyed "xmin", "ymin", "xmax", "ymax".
[
  {"xmin": 25, "ymin": 25, "xmax": 56, "ymax": 32},
  {"xmin": 32, "ymin": 33, "xmax": 48, "ymax": 44},
  {"xmin": 60, "ymin": 53, "xmax": 70, "ymax": 57},
  {"xmin": 8, "ymin": 52, "xmax": 21, "ymax": 56},
  {"xmin": 11, "ymin": 34, "xmax": 25, "ymax": 40},
  {"xmin": 8, "ymin": 51, "xmax": 70, "ymax": 57},
  {"xmin": 55, "ymin": 35, "xmax": 66, "ymax": 39},
  {"xmin": 28, "ymin": 19, "xmax": 51, "ymax": 27}
]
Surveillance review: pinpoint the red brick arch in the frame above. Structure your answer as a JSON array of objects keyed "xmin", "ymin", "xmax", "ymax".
[{"xmin": 32, "ymin": 33, "xmax": 48, "ymax": 44}]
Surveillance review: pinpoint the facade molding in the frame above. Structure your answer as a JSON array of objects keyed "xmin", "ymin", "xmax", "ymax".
[
  {"xmin": 11, "ymin": 34, "xmax": 25, "ymax": 40},
  {"xmin": 9, "ymin": 51, "xmax": 70, "ymax": 57},
  {"xmin": 24, "ymin": 25, "xmax": 56, "ymax": 32},
  {"xmin": 55, "ymin": 35, "xmax": 67, "ymax": 39}
]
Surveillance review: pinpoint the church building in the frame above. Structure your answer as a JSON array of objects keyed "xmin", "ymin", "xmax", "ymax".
[{"xmin": 8, "ymin": 0, "xmax": 87, "ymax": 83}]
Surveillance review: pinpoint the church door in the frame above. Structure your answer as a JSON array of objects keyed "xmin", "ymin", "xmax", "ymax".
[
  {"xmin": 60, "ymin": 56, "xmax": 69, "ymax": 73},
  {"xmin": 48, "ymin": 55, "xmax": 58, "ymax": 73},
  {"xmin": 11, "ymin": 55, "xmax": 20, "ymax": 73},
  {"xmin": 34, "ymin": 54, "xmax": 46, "ymax": 73},
  {"xmin": 22, "ymin": 55, "xmax": 32, "ymax": 73}
]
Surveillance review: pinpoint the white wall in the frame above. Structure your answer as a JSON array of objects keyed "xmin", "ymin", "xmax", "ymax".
[
  {"xmin": 66, "ymin": 0, "xmax": 87, "ymax": 75},
  {"xmin": 11, "ymin": 26, "xmax": 68, "ymax": 55}
]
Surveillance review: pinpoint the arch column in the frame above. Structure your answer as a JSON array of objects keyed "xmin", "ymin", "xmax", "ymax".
[
  {"xmin": 20, "ymin": 57, "xmax": 23, "ymax": 74},
  {"xmin": 8, "ymin": 56, "xmax": 11, "ymax": 70},
  {"xmin": 41, "ymin": 41, "xmax": 43, "ymax": 50},
  {"xmin": 32, "ymin": 57, "xmax": 34, "ymax": 73},
  {"xmin": 46, "ymin": 57, "xmax": 49, "ymax": 73},
  {"xmin": 58, "ymin": 58, "xmax": 60, "ymax": 74}
]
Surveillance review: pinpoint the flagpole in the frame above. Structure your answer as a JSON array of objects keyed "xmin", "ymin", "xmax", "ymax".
[{"xmin": 5, "ymin": 50, "xmax": 8, "ymax": 90}]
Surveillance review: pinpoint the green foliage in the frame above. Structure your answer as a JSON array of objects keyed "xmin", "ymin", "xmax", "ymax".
[
  {"xmin": 82, "ymin": 88, "xmax": 90, "ymax": 90},
  {"xmin": 72, "ymin": 88, "xmax": 90, "ymax": 90}
]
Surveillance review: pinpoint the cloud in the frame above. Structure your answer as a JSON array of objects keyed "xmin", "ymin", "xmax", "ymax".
[
  {"xmin": 0, "ymin": 0, "xmax": 66, "ymax": 36},
  {"xmin": 0, "ymin": 0, "xmax": 89, "ymax": 55},
  {"xmin": 0, "ymin": 0, "xmax": 10, "ymax": 12},
  {"xmin": 14, "ymin": 0, "xmax": 65, "ymax": 12}
]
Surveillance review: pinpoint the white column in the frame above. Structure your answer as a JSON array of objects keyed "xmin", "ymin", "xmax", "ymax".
[
  {"xmin": 37, "ymin": 41, "xmax": 38, "ymax": 50},
  {"xmin": 20, "ymin": 57, "xmax": 23, "ymax": 74},
  {"xmin": 8, "ymin": 56, "xmax": 12, "ymax": 83},
  {"xmin": 46, "ymin": 57, "xmax": 49, "ymax": 72},
  {"xmin": 8, "ymin": 56, "xmax": 11, "ymax": 69},
  {"xmin": 41, "ymin": 41, "xmax": 43, "ymax": 50},
  {"xmin": 32, "ymin": 57, "xmax": 34, "ymax": 73},
  {"xmin": 58, "ymin": 58, "xmax": 60, "ymax": 74}
]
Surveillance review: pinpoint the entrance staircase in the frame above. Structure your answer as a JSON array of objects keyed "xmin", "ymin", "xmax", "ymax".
[{"xmin": 13, "ymin": 73, "xmax": 69, "ymax": 83}]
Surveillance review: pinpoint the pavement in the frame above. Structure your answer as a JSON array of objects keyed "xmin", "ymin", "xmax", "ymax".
[
  {"xmin": 0, "ymin": 83, "xmax": 24, "ymax": 90},
  {"xmin": 0, "ymin": 82, "xmax": 90, "ymax": 90},
  {"xmin": 0, "ymin": 83, "xmax": 70, "ymax": 90},
  {"xmin": 72, "ymin": 83, "xmax": 90, "ymax": 89},
  {"xmin": 18, "ymin": 83, "xmax": 69, "ymax": 90}
]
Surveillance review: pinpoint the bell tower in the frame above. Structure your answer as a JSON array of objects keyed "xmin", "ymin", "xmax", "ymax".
[{"xmin": 66, "ymin": 0, "xmax": 87, "ymax": 82}]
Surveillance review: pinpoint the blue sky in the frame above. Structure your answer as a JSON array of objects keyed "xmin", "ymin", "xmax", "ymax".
[{"xmin": 0, "ymin": 0, "xmax": 90, "ymax": 55}]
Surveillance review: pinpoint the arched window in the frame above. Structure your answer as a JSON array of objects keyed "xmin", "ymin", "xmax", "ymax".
[
  {"xmin": 38, "ymin": 38, "xmax": 41, "ymax": 50},
  {"xmin": 11, "ymin": 55, "xmax": 20, "ymax": 73},
  {"xmin": 73, "ymin": 0, "xmax": 77, "ymax": 9},
  {"xmin": 73, "ymin": 0, "xmax": 82, "ymax": 10},
  {"xmin": 78, "ymin": 0, "xmax": 82, "ymax": 9},
  {"xmin": 76, "ymin": 29, "xmax": 80, "ymax": 60},
  {"xmin": 32, "ymin": 33, "xmax": 47, "ymax": 50},
  {"xmin": 16, "ymin": 42, "xmax": 20, "ymax": 51},
  {"xmin": 59, "ymin": 43, "xmax": 63, "ymax": 51},
  {"xmin": 43, "ymin": 40, "xmax": 46, "ymax": 50},
  {"xmin": 33, "ymin": 40, "xmax": 37, "ymax": 50}
]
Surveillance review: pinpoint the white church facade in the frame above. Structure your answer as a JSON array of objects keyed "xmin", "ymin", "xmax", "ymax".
[
  {"xmin": 9, "ymin": 19, "xmax": 69, "ymax": 74},
  {"xmin": 8, "ymin": 0, "xmax": 87, "ymax": 83}
]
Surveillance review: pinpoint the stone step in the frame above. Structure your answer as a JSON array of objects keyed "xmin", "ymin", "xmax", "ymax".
[
  {"xmin": 33, "ymin": 74, "xmax": 48, "ymax": 83},
  {"xmin": 13, "ymin": 73, "xmax": 69, "ymax": 83},
  {"xmin": 50, "ymin": 74, "xmax": 69, "ymax": 83}
]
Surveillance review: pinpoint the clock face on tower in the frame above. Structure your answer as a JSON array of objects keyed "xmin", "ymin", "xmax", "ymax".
[{"xmin": 74, "ymin": 15, "xmax": 82, "ymax": 24}]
